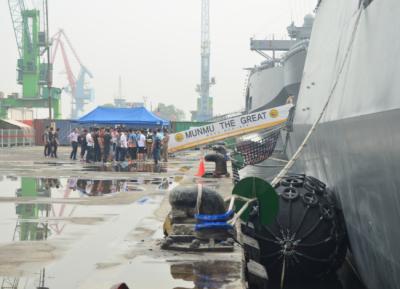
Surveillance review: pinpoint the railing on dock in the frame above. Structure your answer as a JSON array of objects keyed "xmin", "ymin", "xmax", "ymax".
[{"xmin": 0, "ymin": 129, "xmax": 35, "ymax": 148}]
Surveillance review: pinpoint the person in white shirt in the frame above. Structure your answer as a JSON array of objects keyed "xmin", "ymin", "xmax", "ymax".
[
  {"xmin": 137, "ymin": 130, "xmax": 146, "ymax": 161},
  {"xmin": 119, "ymin": 130, "xmax": 128, "ymax": 161},
  {"xmin": 86, "ymin": 130, "xmax": 94, "ymax": 163},
  {"xmin": 68, "ymin": 128, "xmax": 79, "ymax": 160}
]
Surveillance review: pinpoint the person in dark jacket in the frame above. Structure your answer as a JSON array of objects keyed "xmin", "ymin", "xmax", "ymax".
[
  {"xmin": 93, "ymin": 128, "xmax": 101, "ymax": 162},
  {"xmin": 43, "ymin": 126, "xmax": 50, "ymax": 157},
  {"xmin": 103, "ymin": 128, "xmax": 112, "ymax": 162},
  {"xmin": 115, "ymin": 129, "xmax": 121, "ymax": 162},
  {"xmin": 51, "ymin": 128, "xmax": 60, "ymax": 158},
  {"xmin": 48, "ymin": 127, "xmax": 55, "ymax": 157},
  {"xmin": 152, "ymin": 129, "xmax": 162, "ymax": 165},
  {"xmin": 80, "ymin": 129, "xmax": 88, "ymax": 161}
]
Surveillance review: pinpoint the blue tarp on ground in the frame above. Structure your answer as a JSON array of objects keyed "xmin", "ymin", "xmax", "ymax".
[{"xmin": 76, "ymin": 107, "xmax": 169, "ymax": 127}]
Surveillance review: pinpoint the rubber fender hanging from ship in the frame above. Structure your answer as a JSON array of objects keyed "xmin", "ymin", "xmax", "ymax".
[{"xmin": 242, "ymin": 174, "xmax": 348, "ymax": 280}]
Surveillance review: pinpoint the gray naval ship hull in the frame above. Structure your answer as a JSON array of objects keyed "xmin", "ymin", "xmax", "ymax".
[{"xmin": 287, "ymin": 0, "xmax": 400, "ymax": 288}]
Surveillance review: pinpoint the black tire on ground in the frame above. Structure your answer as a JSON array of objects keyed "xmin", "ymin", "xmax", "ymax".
[{"xmin": 169, "ymin": 185, "xmax": 226, "ymax": 216}]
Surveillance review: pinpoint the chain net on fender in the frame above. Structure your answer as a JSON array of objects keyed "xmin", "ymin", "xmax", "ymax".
[
  {"xmin": 230, "ymin": 128, "xmax": 281, "ymax": 184},
  {"xmin": 235, "ymin": 129, "xmax": 280, "ymax": 166}
]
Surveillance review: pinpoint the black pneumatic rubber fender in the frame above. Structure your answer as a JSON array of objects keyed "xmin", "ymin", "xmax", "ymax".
[{"xmin": 244, "ymin": 174, "xmax": 348, "ymax": 280}]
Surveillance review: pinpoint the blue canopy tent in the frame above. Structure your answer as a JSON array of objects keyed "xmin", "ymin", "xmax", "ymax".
[{"xmin": 76, "ymin": 107, "xmax": 169, "ymax": 128}]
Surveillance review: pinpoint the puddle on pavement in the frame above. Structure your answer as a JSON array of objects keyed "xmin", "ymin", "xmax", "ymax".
[
  {"xmin": 0, "ymin": 175, "xmax": 176, "ymax": 246},
  {"xmin": 0, "ymin": 176, "xmax": 177, "ymax": 199},
  {"xmin": 82, "ymin": 162, "xmax": 168, "ymax": 173},
  {"xmin": 169, "ymin": 260, "xmax": 242, "ymax": 289},
  {"xmin": 0, "ymin": 179, "xmax": 163, "ymax": 275},
  {"xmin": 0, "ymin": 256, "xmax": 242, "ymax": 289},
  {"xmin": 0, "ymin": 196, "xmax": 109, "ymax": 244},
  {"xmin": 0, "ymin": 202, "xmax": 53, "ymax": 243},
  {"xmin": 0, "ymin": 195, "xmax": 165, "ymax": 289},
  {"xmin": 75, "ymin": 256, "xmax": 243, "ymax": 289},
  {"xmin": 33, "ymin": 161, "xmax": 65, "ymax": 166}
]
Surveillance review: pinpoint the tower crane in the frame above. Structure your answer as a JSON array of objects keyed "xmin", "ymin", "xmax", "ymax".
[
  {"xmin": 194, "ymin": 0, "xmax": 215, "ymax": 121},
  {"xmin": 51, "ymin": 29, "xmax": 94, "ymax": 119}
]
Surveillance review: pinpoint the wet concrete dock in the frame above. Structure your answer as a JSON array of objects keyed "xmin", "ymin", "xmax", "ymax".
[{"xmin": 0, "ymin": 146, "xmax": 243, "ymax": 289}]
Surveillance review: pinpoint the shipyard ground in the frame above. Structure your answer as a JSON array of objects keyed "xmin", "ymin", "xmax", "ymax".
[
  {"xmin": 0, "ymin": 146, "xmax": 243, "ymax": 289},
  {"xmin": 0, "ymin": 146, "xmax": 368, "ymax": 289}
]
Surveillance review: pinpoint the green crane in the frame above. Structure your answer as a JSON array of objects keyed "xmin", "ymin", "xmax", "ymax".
[{"xmin": 0, "ymin": 0, "xmax": 62, "ymax": 119}]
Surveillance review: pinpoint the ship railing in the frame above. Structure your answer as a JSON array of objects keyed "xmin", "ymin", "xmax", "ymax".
[{"xmin": 281, "ymin": 40, "xmax": 310, "ymax": 62}]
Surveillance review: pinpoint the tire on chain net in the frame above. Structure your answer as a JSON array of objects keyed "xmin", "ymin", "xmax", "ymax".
[{"xmin": 244, "ymin": 174, "xmax": 348, "ymax": 280}]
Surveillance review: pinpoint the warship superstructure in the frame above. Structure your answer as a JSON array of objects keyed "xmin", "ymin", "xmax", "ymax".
[
  {"xmin": 241, "ymin": 15, "xmax": 314, "ymax": 181},
  {"xmin": 245, "ymin": 15, "xmax": 314, "ymax": 113}
]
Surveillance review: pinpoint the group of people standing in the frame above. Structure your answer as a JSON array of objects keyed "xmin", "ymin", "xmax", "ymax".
[
  {"xmin": 67, "ymin": 127, "xmax": 170, "ymax": 164},
  {"xmin": 43, "ymin": 126, "xmax": 61, "ymax": 158}
]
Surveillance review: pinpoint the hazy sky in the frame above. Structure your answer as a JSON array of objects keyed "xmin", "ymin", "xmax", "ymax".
[{"xmin": 0, "ymin": 0, "xmax": 317, "ymax": 119}]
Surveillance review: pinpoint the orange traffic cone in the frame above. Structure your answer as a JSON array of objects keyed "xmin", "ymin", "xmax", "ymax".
[{"xmin": 196, "ymin": 157, "xmax": 206, "ymax": 177}]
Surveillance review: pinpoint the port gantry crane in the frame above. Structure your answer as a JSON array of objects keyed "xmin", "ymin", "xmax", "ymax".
[
  {"xmin": 51, "ymin": 30, "xmax": 94, "ymax": 119},
  {"xmin": 0, "ymin": 0, "xmax": 62, "ymax": 119}
]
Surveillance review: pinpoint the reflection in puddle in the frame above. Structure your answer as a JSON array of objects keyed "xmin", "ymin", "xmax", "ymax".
[
  {"xmin": 33, "ymin": 161, "xmax": 62, "ymax": 165},
  {"xmin": 0, "ymin": 176, "xmax": 168, "ymax": 289},
  {"xmin": 170, "ymin": 261, "xmax": 241, "ymax": 289},
  {"xmin": 74, "ymin": 179, "xmax": 126, "ymax": 196},
  {"xmin": 15, "ymin": 204, "xmax": 51, "ymax": 240},
  {"xmin": 3, "ymin": 178, "xmax": 74, "ymax": 242},
  {"xmin": 115, "ymin": 256, "xmax": 242, "ymax": 289},
  {"xmin": 0, "ymin": 178, "xmax": 52, "ymax": 288},
  {"xmin": 83, "ymin": 162, "xmax": 168, "ymax": 173},
  {"xmin": 0, "ymin": 176, "xmax": 176, "ymax": 199},
  {"xmin": 0, "ymin": 175, "xmax": 174, "ymax": 243}
]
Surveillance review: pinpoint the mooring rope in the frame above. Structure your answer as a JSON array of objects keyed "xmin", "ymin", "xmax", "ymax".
[
  {"xmin": 195, "ymin": 184, "xmax": 203, "ymax": 215},
  {"xmin": 229, "ymin": 8, "xmax": 363, "ymax": 231},
  {"xmin": 271, "ymin": 8, "xmax": 363, "ymax": 188}
]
